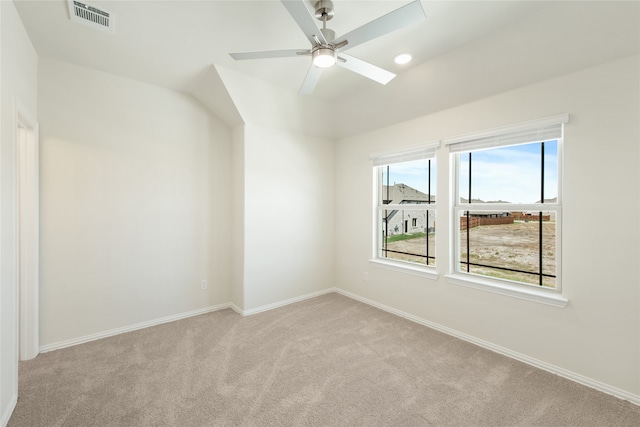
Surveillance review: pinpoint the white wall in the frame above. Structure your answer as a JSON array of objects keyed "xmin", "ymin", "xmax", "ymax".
[
  {"xmin": 38, "ymin": 58, "xmax": 232, "ymax": 347},
  {"xmin": 215, "ymin": 66, "xmax": 334, "ymax": 140},
  {"xmin": 335, "ymin": 55, "xmax": 640, "ymax": 398},
  {"xmin": 218, "ymin": 68, "xmax": 336, "ymax": 312},
  {"xmin": 243, "ymin": 125, "xmax": 335, "ymax": 310},
  {"xmin": 231, "ymin": 125, "xmax": 245, "ymax": 310},
  {"xmin": 0, "ymin": 1, "xmax": 38, "ymax": 424}
]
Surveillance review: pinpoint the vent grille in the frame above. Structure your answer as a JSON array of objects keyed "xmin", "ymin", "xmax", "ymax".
[{"xmin": 67, "ymin": 0, "xmax": 115, "ymax": 33}]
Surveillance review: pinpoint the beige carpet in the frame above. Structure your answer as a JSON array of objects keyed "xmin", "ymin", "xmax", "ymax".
[{"xmin": 8, "ymin": 293, "xmax": 640, "ymax": 426}]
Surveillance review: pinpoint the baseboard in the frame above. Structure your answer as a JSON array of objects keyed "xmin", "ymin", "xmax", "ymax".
[
  {"xmin": 333, "ymin": 288, "xmax": 640, "ymax": 407},
  {"xmin": 34, "ymin": 287, "xmax": 639, "ymax": 406},
  {"xmin": 39, "ymin": 303, "xmax": 232, "ymax": 353},
  {"xmin": 38, "ymin": 288, "xmax": 338, "ymax": 352},
  {"xmin": 229, "ymin": 303, "xmax": 243, "ymax": 315},
  {"xmin": 1, "ymin": 393, "xmax": 17, "ymax": 427},
  {"xmin": 237, "ymin": 288, "xmax": 337, "ymax": 317}
]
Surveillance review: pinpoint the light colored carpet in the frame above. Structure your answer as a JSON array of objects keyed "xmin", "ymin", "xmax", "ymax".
[{"xmin": 8, "ymin": 293, "xmax": 640, "ymax": 426}]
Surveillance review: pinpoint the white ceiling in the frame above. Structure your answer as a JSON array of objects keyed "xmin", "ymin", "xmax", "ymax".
[{"xmin": 13, "ymin": 0, "xmax": 640, "ymax": 138}]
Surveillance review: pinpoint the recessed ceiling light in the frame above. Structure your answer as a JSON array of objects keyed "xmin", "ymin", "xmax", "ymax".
[{"xmin": 394, "ymin": 53, "xmax": 412, "ymax": 65}]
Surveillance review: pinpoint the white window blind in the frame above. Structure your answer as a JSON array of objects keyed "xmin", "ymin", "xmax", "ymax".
[
  {"xmin": 370, "ymin": 141, "xmax": 440, "ymax": 166},
  {"xmin": 444, "ymin": 114, "xmax": 569, "ymax": 153}
]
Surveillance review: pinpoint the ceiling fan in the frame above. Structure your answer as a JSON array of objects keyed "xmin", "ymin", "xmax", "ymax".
[{"xmin": 229, "ymin": 0, "xmax": 426, "ymax": 95}]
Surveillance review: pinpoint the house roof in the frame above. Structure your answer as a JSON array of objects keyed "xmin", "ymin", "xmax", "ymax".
[{"xmin": 382, "ymin": 184, "xmax": 434, "ymax": 204}]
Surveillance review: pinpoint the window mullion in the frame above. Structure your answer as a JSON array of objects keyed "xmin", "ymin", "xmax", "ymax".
[
  {"xmin": 384, "ymin": 165, "xmax": 389, "ymax": 258},
  {"xmin": 539, "ymin": 141, "xmax": 545, "ymax": 286},
  {"xmin": 466, "ymin": 152, "xmax": 471, "ymax": 273},
  {"xmin": 427, "ymin": 161, "xmax": 431, "ymax": 264}
]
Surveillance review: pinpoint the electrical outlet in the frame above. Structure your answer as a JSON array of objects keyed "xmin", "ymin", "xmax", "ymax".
[
  {"xmin": 363, "ymin": 272, "xmax": 369, "ymax": 282},
  {"xmin": 200, "ymin": 279, "xmax": 208, "ymax": 290}
]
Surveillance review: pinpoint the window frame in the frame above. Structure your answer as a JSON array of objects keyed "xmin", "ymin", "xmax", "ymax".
[
  {"xmin": 370, "ymin": 142, "xmax": 440, "ymax": 279},
  {"xmin": 444, "ymin": 114, "xmax": 569, "ymax": 308}
]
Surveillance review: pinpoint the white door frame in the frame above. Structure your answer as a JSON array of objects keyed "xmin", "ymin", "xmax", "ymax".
[{"xmin": 15, "ymin": 99, "xmax": 39, "ymax": 361}]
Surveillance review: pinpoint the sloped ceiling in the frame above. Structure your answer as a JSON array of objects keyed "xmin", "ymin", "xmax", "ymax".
[{"xmin": 13, "ymin": 1, "xmax": 640, "ymax": 139}]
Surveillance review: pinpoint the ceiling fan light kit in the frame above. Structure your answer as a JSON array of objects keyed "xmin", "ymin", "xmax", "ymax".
[
  {"xmin": 312, "ymin": 47, "xmax": 337, "ymax": 68},
  {"xmin": 229, "ymin": 0, "xmax": 426, "ymax": 94}
]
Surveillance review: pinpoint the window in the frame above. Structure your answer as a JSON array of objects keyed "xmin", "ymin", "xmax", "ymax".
[
  {"xmin": 371, "ymin": 143, "xmax": 438, "ymax": 271},
  {"xmin": 447, "ymin": 114, "xmax": 567, "ymax": 294}
]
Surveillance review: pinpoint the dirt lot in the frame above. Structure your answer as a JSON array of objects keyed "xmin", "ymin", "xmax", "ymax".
[
  {"xmin": 384, "ymin": 235, "xmax": 435, "ymax": 266},
  {"xmin": 386, "ymin": 221, "xmax": 556, "ymax": 287}
]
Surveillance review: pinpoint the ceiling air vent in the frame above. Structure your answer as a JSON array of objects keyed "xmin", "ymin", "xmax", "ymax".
[{"xmin": 67, "ymin": 0, "xmax": 115, "ymax": 33}]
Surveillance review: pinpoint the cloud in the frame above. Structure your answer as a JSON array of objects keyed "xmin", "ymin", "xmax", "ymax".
[
  {"xmin": 460, "ymin": 142, "xmax": 558, "ymax": 203},
  {"xmin": 380, "ymin": 141, "xmax": 558, "ymax": 204},
  {"xmin": 385, "ymin": 158, "xmax": 435, "ymax": 195}
]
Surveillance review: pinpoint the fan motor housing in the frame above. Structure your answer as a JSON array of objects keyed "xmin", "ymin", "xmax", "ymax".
[{"xmin": 315, "ymin": 0, "xmax": 334, "ymax": 21}]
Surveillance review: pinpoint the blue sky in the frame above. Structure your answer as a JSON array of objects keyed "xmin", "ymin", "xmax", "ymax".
[
  {"xmin": 460, "ymin": 141, "xmax": 558, "ymax": 203},
  {"xmin": 384, "ymin": 141, "xmax": 558, "ymax": 204},
  {"xmin": 384, "ymin": 158, "xmax": 436, "ymax": 197}
]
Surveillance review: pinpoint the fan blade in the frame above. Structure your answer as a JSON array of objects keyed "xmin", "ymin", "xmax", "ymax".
[
  {"xmin": 299, "ymin": 65, "xmax": 323, "ymax": 95},
  {"xmin": 333, "ymin": 0, "xmax": 425, "ymax": 51},
  {"xmin": 337, "ymin": 53, "xmax": 395, "ymax": 85},
  {"xmin": 229, "ymin": 49, "xmax": 309, "ymax": 60},
  {"xmin": 281, "ymin": 0, "xmax": 327, "ymax": 46}
]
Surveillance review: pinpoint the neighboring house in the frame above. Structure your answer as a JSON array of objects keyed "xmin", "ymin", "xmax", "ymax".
[
  {"xmin": 382, "ymin": 184, "xmax": 435, "ymax": 236},
  {"xmin": 459, "ymin": 197, "xmax": 557, "ymax": 222}
]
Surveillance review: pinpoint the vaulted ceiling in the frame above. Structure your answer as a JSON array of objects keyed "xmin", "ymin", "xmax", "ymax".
[{"xmin": 14, "ymin": 1, "xmax": 640, "ymax": 138}]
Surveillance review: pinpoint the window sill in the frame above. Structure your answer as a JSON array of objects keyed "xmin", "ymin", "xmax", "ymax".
[
  {"xmin": 369, "ymin": 259, "xmax": 438, "ymax": 280},
  {"xmin": 445, "ymin": 274, "xmax": 568, "ymax": 308}
]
